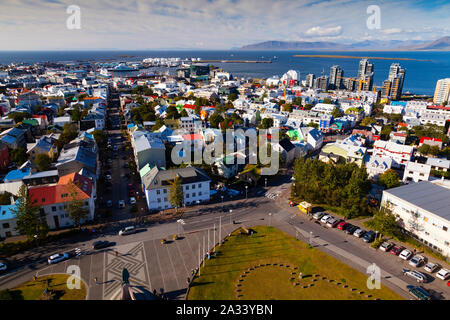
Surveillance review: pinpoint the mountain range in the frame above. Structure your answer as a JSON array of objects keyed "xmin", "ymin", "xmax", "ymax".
[{"xmin": 239, "ymin": 37, "xmax": 450, "ymax": 51}]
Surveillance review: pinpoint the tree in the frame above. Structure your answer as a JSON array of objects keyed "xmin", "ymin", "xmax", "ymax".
[
  {"xmin": 169, "ymin": 176, "xmax": 184, "ymax": 213},
  {"xmin": 34, "ymin": 153, "xmax": 52, "ymax": 172},
  {"xmin": 428, "ymin": 145, "xmax": 440, "ymax": 156},
  {"xmin": 10, "ymin": 148, "xmax": 28, "ymax": 166},
  {"xmin": 369, "ymin": 202, "xmax": 402, "ymax": 239},
  {"xmin": 92, "ymin": 130, "xmax": 106, "ymax": 147},
  {"xmin": 418, "ymin": 144, "xmax": 430, "ymax": 155},
  {"xmin": 57, "ymin": 123, "xmax": 78, "ymax": 150},
  {"xmin": 331, "ymin": 106, "xmax": 343, "ymax": 118},
  {"xmin": 180, "ymin": 109, "xmax": 189, "ymax": 117},
  {"xmin": 378, "ymin": 169, "xmax": 400, "ymax": 189},
  {"xmin": 307, "ymin": 122, "xmax": 319, "ymax": 129},
  {"xmin": 8, "ymin": 112, "xmax": 27, "ymax": 124},
  {"xmin": 194, "ymin": 105, "xmax": 202, "ymax": 115},
  {"xmin": 260, "ymin": 118, "xmax": 273, "ymax": 129},
  {"xmin": 209, "ymin": 112, "xmax": 224, "ymax": 129},
  {"xmin": 11, "ymin": 185, "xmax": 48, "ymax": 240},
  {"xmin": 0, "ymin": 192, "xmax": 14, "ymax": 205},
  {"xmin": 166, "ymin": 105, "xmax": 180, "ymax": 119},
  {"xmin": 282, "ymin": 104, "xmax": 293, "ymax": 112},
  {"xmin": 227, "ymin": 93, "xmax": 237, "ymax": 101},
  {"xmin": 66, "ymin": 180, "xmax": 90, "ymax": 229},
  {"xmin": 322, "ymin": 98, "xmax": 332, "ymax": 104},
  {"xmin": 360, "ymin": 117, "xmax": 377, "ymax": 126}
]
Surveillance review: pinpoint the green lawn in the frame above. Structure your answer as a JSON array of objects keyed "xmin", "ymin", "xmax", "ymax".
[
  {"xmin": 188, "ymin": 226, "xmax": 403, "ymax": 300},
  {"xmin": 1, "ymin": 274, "xmax": 87, "ymax": 300}
]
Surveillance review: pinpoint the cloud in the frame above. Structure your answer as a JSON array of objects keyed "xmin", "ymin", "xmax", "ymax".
[
  {"xmin": 305, "ymin": 26, "xmax": 343, "ymax": 37},
  {"xmin": 381, "ymin": 28, "xmax": 403, "ymax": 35}
]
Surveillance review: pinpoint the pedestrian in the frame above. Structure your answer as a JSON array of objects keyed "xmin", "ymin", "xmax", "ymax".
[
  {"xmin": 299, "ymin": 272, "xmax": 303, "ymax": 280},
  {"xmin": 413, "ymin": 249, "xmax": 416, "ymax": 255},
  {"xmin": 115, "ymin": 250, "xmax": 119, "ymax": 257},
  {"xmin": 94, "ymin": 277, "xmax": 98, "ymax": 285},
  {"xmin": 187, "ymin": 277, "xmax": 190, "ymax": 284}
]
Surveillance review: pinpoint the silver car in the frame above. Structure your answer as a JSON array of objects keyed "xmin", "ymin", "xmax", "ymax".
[
  {"xmin": 353, "ymin": 228, "xmax": 365, "ymax": 238},
  {"xmin": 409, "ymin": 255, "xmax": 425, "ymax": 267},
  {"xmin": 312, "ymin": 212, "xmax": 325, "ymax": 220},
  {"xmin": 424, "ymin": 262, "xmax": 440, "ymax": 273},
  {"xmin": 403, "ymin": 269, "xmax": 427, "ymax": 283},
  {"xmin": 48, "ymin": 253, "xmax": 69, "ymax": 264},
  {"xmin": 320, "ymin": 215, "xmax": 332, "ymax": 224}
]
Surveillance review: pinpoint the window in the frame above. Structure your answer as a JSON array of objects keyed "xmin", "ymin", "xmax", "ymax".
[
  {"xmin": 163, "ymin": 189, "xmax": 167, "ymax": 194},
  {"xmin": 198, "ymin": 183, "xmax": 202, "ymax": 188},
  {"xmin": 443, "ymin": 226, "xmax": 448, "ymax": 232},
  {"xmin": 186, "ymin": 185, "xmax": 189, "ymax": 190},
  {"xmin": 199, "ymin": 192, "xmax": 202, "ymax": 196},
  {"xmin": 52, "ymin": 206, "xmax": 56, "ymax": 212},
  {"xmin": 42, "ymin": 198, "xmax": 45, "ymax": 203},
  {"xmin": 2, "ymin": 223, "xmax": 9, "ymax": 229},
  {"xmin": 192, "ymin": 192, "xmax": 196, "ymax": 197},
  {"xmin": 157, "ymin": 198, "xmax": 161, "ymax": 203},
  {"xmin": 157, "ymin": 190, "xmax": 160, "ymax": 195},
  {"xmin": 164, "ymin": 197, "xmax": 167, "ymax": 202},
  {"xmin": 192, "ymin": 184, "xmax": 196, "ymax": 189},
  {"xmin": 186, "ymin": 194, "xmax": 190, "ymax": 198}
]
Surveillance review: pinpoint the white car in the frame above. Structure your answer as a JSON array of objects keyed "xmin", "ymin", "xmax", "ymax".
[
  {"xmin": 403, "ymin": 269, "xmax": 427, "ymax": 283},
  {"xmin": 48, "ymin": 253, "xmax": 69, "ymax": 264},
  {"xmin": 353, "ymin": 228, "xmax": 365, "ymax": 238},
  {"xmin": 409, "ymin": 255, "xmax": 425, "ymax": 267},
  {"xmin": 312, "ymin": 212, "xmax": 325, "ymax": 220},
  {"xmin": 436, "ymin": 268, "xmax": 450, "ymax": 280},
  {"xmin": 399, "ymin": 249, "xmax": 413, "ymax": 260},
  {"xmin": 106, "ymin": 174, "xmax": 112, "ymax": 181},
  {"xmin": 320, "ymin": 215, "xmax": 331, "ymax": 224},
  {"xmin": 424, "ymin": 262, "xmax": 440, "ymax": 273},
  {"xmin": 0, "ymin": 263, "xmax": 7, "ymax": 272},
  {"xmin": 326, "ymin": 218, "xmax": 337, "ymax": 228},
  {"xmin": 118, "ymin": 200, "xmax": 125, "ymax": 208},
  {"xmin": 380, "ymin": 241, "xmax": 394, "ymax": 252},
  {"xmin": 119, "ymin": 226, "xmax": 136, "ymax": 236},
  {"xmin": 129, "ymin": 197, "xmax": 136, "ymax": 205}
]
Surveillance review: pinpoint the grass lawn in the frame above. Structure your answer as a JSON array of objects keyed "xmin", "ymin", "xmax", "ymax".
[
  {"xmin": 3, "ymin": 274, "xmax": 87, "ymax": 300},
  {"xmin": 187, "ymin": 226, "xmax": 404, "ymax": 300}
]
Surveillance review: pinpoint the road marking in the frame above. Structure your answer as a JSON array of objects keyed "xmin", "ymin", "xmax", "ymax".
[
  {"xmin": 164, "ymin": 243, "xmax": 180, "ymax": 289},
  {"xmin": 152, "ymin": 239, "xmax": 167, "ymax": 292}
]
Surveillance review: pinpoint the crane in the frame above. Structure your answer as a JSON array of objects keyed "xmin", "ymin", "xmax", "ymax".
[{"xmin": 338, "ymin": 76, "xmax": 368, "ymax": 100}]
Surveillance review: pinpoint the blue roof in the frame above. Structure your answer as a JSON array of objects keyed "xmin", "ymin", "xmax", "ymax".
[
  {"xmin": 391, "ymin": 101, "xmax": 407, "ymax": 107},
  {"xmin": 127, "ymin": 123, "xmax": 136, "ymax": 129},
  {"xmin": 0, "ymin": 205, "xmax": 16, "ymax": 221},
  {"xmin": 0, "ymin": 135, "xmax": 16, "ymax": 145},
  {"xmin": 4, "ymin": 168, "xmax": 31, "ymax": 182}
]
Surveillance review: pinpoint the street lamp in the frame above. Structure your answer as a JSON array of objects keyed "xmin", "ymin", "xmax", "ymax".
[
  {"xmin": 268, "ymin": 213, "xmax": 272, "ymax": 226},
  {"xmin": 34, "ymin": 234, "xmax": 38, "ymax": 249},
  {"xmin": 229, "ymin": 209, "xmax": 233, "ymax": 224},
  {"xmin": 309, "ymin": 231, "xmax": 313, "ymax": 246},
  {"xmin": 265, "ymin": 178, "xmax": 267, "ymax": 188},
  {"xmin": 245, "ymin": 185, "xmax": 248, "ymax": 199},
  {"xmin": 221, "ymin": 195, "xmax": 224, "ymax": 208}
]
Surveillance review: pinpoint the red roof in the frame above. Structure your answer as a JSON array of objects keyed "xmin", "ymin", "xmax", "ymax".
[
  {"xmin": 420, "ymin": 137, "xmax": 442, "ymax": 144},
  {"xmin": 29, "ymin": 173, "xmax": 92, "ymax": 206},
  {"xmin": 398, "ymin": 123, "xmax": 408, "ymax": 127},
  {"xmin": 183, "ymin": 104, "xmax": 196, "ymax": 109},
  {"xmin": 428, "ymin": 105, "xmax": 450, "ymax": 111},
  {"xmin": 182, "ymin": 134, "xmax": 203, "ymax": 141}
]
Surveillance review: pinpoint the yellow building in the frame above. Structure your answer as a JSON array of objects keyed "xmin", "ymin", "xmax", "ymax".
[{"xmin": 433, "ymin": 78, "xmax": 450, "ymax": 105}]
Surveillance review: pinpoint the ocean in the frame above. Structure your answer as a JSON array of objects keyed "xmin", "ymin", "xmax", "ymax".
[{"xmin": 1, "ymin": 50, "xmax": 449, "ymax": 96}]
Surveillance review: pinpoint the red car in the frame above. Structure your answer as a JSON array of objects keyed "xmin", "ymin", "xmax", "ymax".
[
  {"xmin": 337, "ymin": 222, "xmax": 349, "ymax": 230},
  {"xmin": 129, "ymin": 189, "xmax": 135, "ymax": 197},
  {"xmin": 127, "ymin": 183, "xmax": 134, "ymax": 190},
  {"xmin": 390, "ymin": 245, "xmax": 405, "ymax": 256}
]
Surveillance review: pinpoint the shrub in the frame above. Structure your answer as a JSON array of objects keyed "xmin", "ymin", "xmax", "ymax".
[{"xmin": 371, "ymin": 238, "xmax": 384, "ymax": 249}]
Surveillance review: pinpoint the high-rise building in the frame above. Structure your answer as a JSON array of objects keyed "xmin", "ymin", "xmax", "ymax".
[
  {"xmin": 329, "ymin": 65, "xmax": 343, "ymax": 90},
  {"xmin": 433, "ymin": 78, "xmax": 450, "ymax": 105},
  {"xmin": 358, "ymin": 59, "xmax": 374, "ymax": 79},
  {"xmin": 314, "ymin": 76, "xmax": 329, "ymax": 91},
  {"xmin": 306, "ymin": 74, "xmax": 315, "ymax": 88},
  {"xmin": 343, "ymin": 78, "xmax": 356, "ymax": 91},
  {"xmin": 382, "ymin": 63, "xmax": 406, "ymax": 100}
]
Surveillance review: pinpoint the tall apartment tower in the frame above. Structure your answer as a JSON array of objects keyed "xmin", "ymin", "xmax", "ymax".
[
  {"xmin": 329, "ymin": 65, "xmax": 343, "ymax": 90},
  {"xmin": 306, "ymin": 74, "xmax": 315, "ymax": 88},
  {"xmin": 357, "ymin": 59, "xmax": 374, "ymax": 91},
  {"xmin": 314, "ymin": 76, "xmax": 329, "ymax": 91},
  {"xmin": 383, "ymin": 63, "xmax": 406, "ymax": 100},
  {"xmin": 433, "ymin": 78, "xmax": 450, "ymax": 105}
]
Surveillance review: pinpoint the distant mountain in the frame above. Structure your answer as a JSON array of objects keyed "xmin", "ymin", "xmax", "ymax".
[
  {"xmin": 239, "ymin": 38, "xmax": 449, "ymax": 51},
  {"xmin": 401, "ymin": 36, "xmax": 450, "ymax": 50}
]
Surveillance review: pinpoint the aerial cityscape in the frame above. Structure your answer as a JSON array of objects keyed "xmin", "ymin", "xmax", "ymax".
[{"xmin": 0, "ymin": 0, "xmax": 449, "ymax": 309}]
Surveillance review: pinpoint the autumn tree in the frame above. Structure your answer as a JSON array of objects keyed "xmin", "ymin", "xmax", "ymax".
[
  {"xmin": 169, "ymin": 175, "xmax": 184, "ymax": 213},
  {"xmin": 66, "ymin": 180, "xmax": 90, "ymax": 229}
]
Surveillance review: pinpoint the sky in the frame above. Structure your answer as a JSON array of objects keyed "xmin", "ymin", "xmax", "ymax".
[{"xmin": 0, "ymin": 0, "xmax": 449, "ymax": 50}]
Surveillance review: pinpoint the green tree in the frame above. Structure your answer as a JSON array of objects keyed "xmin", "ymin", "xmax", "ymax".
[
  {"xmin": 0, "ymin": 191, "xmax": 14, "ymax": 205},
  {"xmin": 194, "ymin": 105, "xmax": 202, "ymax": 115},
  {"xmin": 169, "ymin": 176, "xmax": 184, "ymax": 213},
  {"xmin": 331, "ymin": 106, "xmax": 343, "ymax": 118},
  {"xmin": 11, "ymin": 185, "xmax": 48, "ymax": 240},
  {"xmin": 166, "ymin": 105, "xmax": 180, "ymax": 119},
  {"xmin": 378, "ymin": 169, "xmax": 400, "ymax": 189},
  {"xmin": 8, "ymin": 112, "xmax": 27, "ymax": 124},
  {"xmin": 360, "ymin": 117, "xmax": 377, "ymax": 126},
  {"xmin": 322, "ymin": 98, "xmax": 332, "ymax": 104},
  {"xmin": 307, "ymin": 122, "xmax": 319, "ymax": 129},
  {"xmin": 209, "ymin": 112, "xmax": 224, "ymax": 129},
  {"xmin": 66, "ymin": 180, "xmax": 90, "ymax": 229},
  {"xmin": 180, "ymin": 109, "xmax": 189, "ymax": 117},
  {"xmin": 227, "ymin": 93, "xmax": 237, "ymax": 101},
  {"xmin": 57, "ymin": 123, "xmax": 78, "ymax": 150},
  {"xmin": 428, "ymin": 145, "xmax": 440, "ymax": 156},
  {"xmin": 368, "ymin": 202, "xmax": 403, "ymax": 239},
  {"xmin": 260, "ymin": 118, "xmax": 274, "ymax": 129},
  {"xmin": 418, "ymin": 144, "xmax": 430, "ymax": 155},
  {"xmin": 34, "ymin": 153, "xmax": 52, "ymax": 172},
  {"xmin": 282, "ymin": 104, "xmax": 293, "ymax": 112},
  {"xmin": 92, "ymin": 130, "xmax": 106, "ymax": 147},
  {"xmin": 10, "ymin": 148, "xmax": 28, "ymax": 166}
]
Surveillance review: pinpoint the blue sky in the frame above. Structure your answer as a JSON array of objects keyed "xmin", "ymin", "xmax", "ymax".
[{"xmin": 0, "ymin": 0, "xmax": 449, "ymax": 50}]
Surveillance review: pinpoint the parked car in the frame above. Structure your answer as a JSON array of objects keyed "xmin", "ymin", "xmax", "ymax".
[
  {"xmin": 344, "ymin": 224, "xmax": 358, "ymax": 235},
  {"xmin": 337, "ymin": 222, "xmax": 349, "ymax": 230},
  {"xmin": 123, "ymin": 162, "xmax": 129, "ymax": 168},
  {"xmin": 353, "ymin": 228, "xmax": 365, "ymax": 238},
  {"xmin": 48, "ymin": 253, "xmax": 69, "ymax": 264},
  {"xmin": 118, "ymin": 200, "xmax": 125, "ymax": 208},
  {"xmin": 129, "ymin": 189, "xmax": 135, "ymax": 197},
  {"xmin": 362, "ymin": 230, "xmax": 375, "ymax": 243},
  {"xmin": 399, "ymin": 249, "xmax": 413, "ymax": 260},
  {"xmin": 409, "ymin": 255, "xmax": 425, "ymax": 267},
  {"xmin": 119, "ymin": 226, "xmax": 136, "ymax": 236},
  {"xmin": 129, "ymin": 197, "xmax": 136, "ymax": 205},
  {"xmin": 326, "ymin": 218, "xmax": 338, "ymax": 228},
  {"xmin": 407, "ymin": 285, "xmax": 431, "ymax": 301},
  {"xmin": 92, "ymin": 241, "xmax": 111, "ymax": 250},
  {"xmin": 127, "ymin": 184, "xmax": 134, "ymax": 190},
  {"xmin": 436, "ymin": 268, "xmax": 450, "ymax": 280},
  {"xmin": 106, "ymin": 174, "xmax": 112, "ymax": 181},
  {"xmin": 320, "ymin": 215, "xmax": 332, "ymax": 224},
  {"xmin": 379, "ymin": 241, "xmax": 394, "ymax": 252},
  {"xmin": 0, "ymin": 262, "xmax": 7, "ymax": 272},
  {"xmin": 390, "ymin": 246, "xmax": 404, "ymax": 256},
  {"xmin": 312, "ymin": 212, "xmax": 325, "ymax": 220},
  {"xmin": 403, "ymin": 269, "xmax": 427, "ymax": 283},
  {"xmin": 106, "ymin": 200, "xmax": 112, "ymax": 207},
  {"xmin": 424, "ymin": 262, "xmax": 440, "ymax": 273}
]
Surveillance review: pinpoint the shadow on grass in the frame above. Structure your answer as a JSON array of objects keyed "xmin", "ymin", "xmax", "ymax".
[{"xmin": 190, "ymin": 281, "xmax": 214, "ymax": 287}]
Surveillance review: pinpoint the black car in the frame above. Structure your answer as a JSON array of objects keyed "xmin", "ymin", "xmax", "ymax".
[
  {"xmin": 92, "ymin": 241, "xmax": 111, "ymax": 250},
  {"xmin": 362, "ymin": 230, "xmax": 376, "ymax": 243},
  {"xmin": 344, "ymin": 224, "xmax": 358, "ymax": 235}
]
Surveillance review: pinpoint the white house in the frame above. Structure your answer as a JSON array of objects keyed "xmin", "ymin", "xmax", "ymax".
[
  {"xmin": 142, "ymin": 166, "xmax": 211, "ymax": 211},
  {"xmin": 365, "ymin": 156, "xmax": 393, "ymax": 180},
  {"xmin": 373, "ymin": 140, "xmax": 414, "ymax": 168},
  {"xmin": 403, "ymin": 161, "xmax": 431, "ymax": 183}
]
